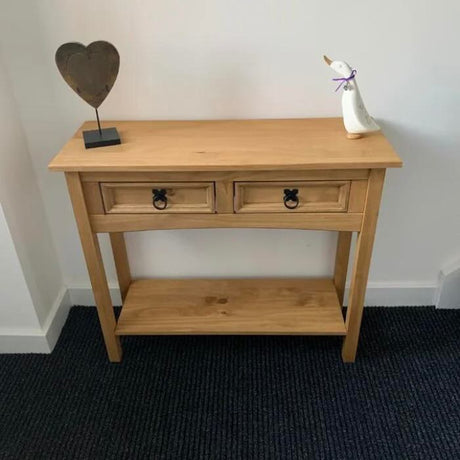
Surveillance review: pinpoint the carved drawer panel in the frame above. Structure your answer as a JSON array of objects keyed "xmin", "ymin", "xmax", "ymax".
[
  {"xmin": 234, "ymin": 181, "xmax": 352, "ymax": 213},
  {"xmin": 101, "ymin": 182, "xmax": 215, "ymax": 214}
]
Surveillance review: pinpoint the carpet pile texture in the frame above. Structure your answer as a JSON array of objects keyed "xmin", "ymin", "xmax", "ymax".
[{"xmin": 0, "ymin": 306, "xmax": 459, "ymax": 459}]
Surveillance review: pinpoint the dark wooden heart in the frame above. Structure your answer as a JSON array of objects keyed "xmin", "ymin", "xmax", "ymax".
[{"xmin": 55, "ymin": 41, "xmax": 119, "ymax": 109}]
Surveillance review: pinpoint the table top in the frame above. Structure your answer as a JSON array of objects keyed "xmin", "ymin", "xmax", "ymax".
[{"xmin": 48, "ymin": 118, "xmax": 402, "ymax": 172}]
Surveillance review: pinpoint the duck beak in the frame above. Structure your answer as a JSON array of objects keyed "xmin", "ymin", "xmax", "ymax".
[{"xmin": 323, "ymin": 55, "xmax": 333, "ymax": 66}]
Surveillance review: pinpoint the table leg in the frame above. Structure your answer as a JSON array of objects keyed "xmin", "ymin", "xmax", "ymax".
[
  {"xmin": 66, "ymin": 172, "xmax": 122, "ymax": 362},
  {"xmin": 334, "ymin": 232, "xmax": 352, "ymax": 306},
  {"xmin": 342, "ymin": 169, "xmax": 386, "ymax": 362},
  {"xmin": 110, "ymin": 232, "xmax": 131, "ymax": 302}
]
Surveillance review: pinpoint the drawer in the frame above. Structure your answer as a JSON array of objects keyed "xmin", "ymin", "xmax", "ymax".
[
  {"xmin": 101, "ymin": 182, "xmax": 215, "ymax": 214},
  {"xmin": 234, "ymin": 181, "xmax": 351, "ymax": 213}
]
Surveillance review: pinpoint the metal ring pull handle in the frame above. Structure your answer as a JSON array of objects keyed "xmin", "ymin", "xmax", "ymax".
[
  {"xmin": 283, "ymin": 188, "xmax": 299, "ymax": 210},
  {"xmin": 152, "ymin": 189, "xmax": 168, "ymax": 210}
]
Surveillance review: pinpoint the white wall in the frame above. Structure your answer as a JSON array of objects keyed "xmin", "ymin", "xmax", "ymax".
[
  {"xmin": 0, "ymin": 51, "xmax": 63, "ymax": 326},
  {"xmin": 1, "ymin": 0, "xmax": 459, "ymax": 303},
  {"xmin": 0, "ymin": 50, "xmax": 67, "ymax": 351},
  {"xmin": 0, "ymin": 204, "xmax": 42, "ymax": 331}
]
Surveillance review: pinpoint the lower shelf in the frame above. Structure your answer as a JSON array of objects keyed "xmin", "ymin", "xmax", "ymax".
[{"xmin": 115, "ymin": 278, "xmax": 346, "ymax": 336}]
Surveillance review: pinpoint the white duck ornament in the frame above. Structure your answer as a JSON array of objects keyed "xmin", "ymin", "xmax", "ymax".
[{"xmin": 324, "ymin": 55, "xmax": 380, "ymax": 139}]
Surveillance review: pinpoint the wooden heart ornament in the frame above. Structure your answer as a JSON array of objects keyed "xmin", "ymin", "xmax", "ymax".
[{"xmin": 55, "ymin": 41, "xmax": 119, "ymax": 109}]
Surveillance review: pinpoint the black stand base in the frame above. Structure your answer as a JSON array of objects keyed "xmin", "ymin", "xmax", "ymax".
[{"xmin": 83, "ymin": 127, "xmax": 121, "ymax": 149}]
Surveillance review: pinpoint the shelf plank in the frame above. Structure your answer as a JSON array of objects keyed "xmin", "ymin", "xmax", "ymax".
[{"xmin": 115, "ymin": 278, "xmax": 346, "ymax": 336}]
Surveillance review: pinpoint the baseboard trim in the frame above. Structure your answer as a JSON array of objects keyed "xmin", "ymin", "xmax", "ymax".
[
  {"xmin": 0, "ymin": 286, "xmax": 72, "ymax": 353},
  {"xmin": 435, "ymin": 260, "xmax": 460, "ymax": 309},
  {"xmin": 344, "ymin": 281, "xmax": 436, "ymax": 307},
  {"xmin": 69, "ymin": 281, "xmax": 436, "ymax": 307},
  {"xmin": 43, "ymin": 287, "xmax": 72, "ymax": 351},
  {"xmin": 69, "ymin": 284, "xmax": 122, "ymax": 306},
  {"xmin": 0, "ymin": 331, "xmax": 51, "ymax": 353}
]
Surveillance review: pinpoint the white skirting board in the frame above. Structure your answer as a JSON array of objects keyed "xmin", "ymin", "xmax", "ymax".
[
  {"xmin": 69, "ymin": 284, "xmax": 122, "ymax": 307},
  {"xmin": 69, "ymin": 281, "xmax": 437, "ymax": 307},
  {"xmin": 0, "ymin": 287, "xmax": 72, "ymax": 353},
  {"xmin": 435, "ymin": 261, "xmax": 460, "ymax": 309},
  {"xmin": 344, "ymin": 281, "xmax": 437, "ymax": 307}
]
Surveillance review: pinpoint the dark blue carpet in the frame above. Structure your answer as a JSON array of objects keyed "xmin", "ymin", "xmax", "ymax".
[{"xmin": 0, "ymin": 306, "xmax": 459, "ymax": 459}]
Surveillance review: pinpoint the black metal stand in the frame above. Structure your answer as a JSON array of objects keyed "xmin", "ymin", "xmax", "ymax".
[
  {"xmin": 95, "ymin": 107, "xmax": 102, "ymax": 135},
  {"xmin": 82, "ymin": 108, "xmax": 121, "ymax": 149}
]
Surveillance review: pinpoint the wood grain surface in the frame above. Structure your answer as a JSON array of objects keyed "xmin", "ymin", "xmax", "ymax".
[
  {"xmin": 49, "ymin": 118, "xmax": 402, "ymax": 172},
  {"xmin": 115, "ymin": 278, "xmax": 346, "ymax": 335}
]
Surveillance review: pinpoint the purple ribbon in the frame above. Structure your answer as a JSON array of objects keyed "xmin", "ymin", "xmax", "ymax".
[{"xmin": 333, "ymin": 69, "xmax": 357, "ymax": 92}]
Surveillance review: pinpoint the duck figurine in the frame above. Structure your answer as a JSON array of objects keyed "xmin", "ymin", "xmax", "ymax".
[{"xmin": 324, "ymin": 55, "xmax": 380, "ymax": 139}]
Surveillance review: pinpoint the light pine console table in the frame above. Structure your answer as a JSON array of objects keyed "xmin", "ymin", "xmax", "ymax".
[{"xmin": 49, "ymin": 118, "xmax": 402, "ymax": 362}]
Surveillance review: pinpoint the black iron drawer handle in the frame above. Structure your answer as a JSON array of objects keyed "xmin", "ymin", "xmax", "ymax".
[
  {"xmin": 152, "ymin": 189, "xmax": 168, "ymax": 210},
  {"xmin": 283, "ymin": 188, "xmax": 299, "ymax": 210}
]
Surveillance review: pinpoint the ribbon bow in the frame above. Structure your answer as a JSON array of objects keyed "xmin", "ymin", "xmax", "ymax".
[{"xmin": 333, "ymin": 69, "xmax": 357, "ymax": 92}]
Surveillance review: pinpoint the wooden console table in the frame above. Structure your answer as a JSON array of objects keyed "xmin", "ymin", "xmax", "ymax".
[{"xmin": 49, "ymin": 118, "xmax": 402, "ymax": 362}]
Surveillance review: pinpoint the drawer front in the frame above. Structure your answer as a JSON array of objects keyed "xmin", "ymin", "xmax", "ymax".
[
  {"xmin": 234, "ymin": 181, "xmax": 351, "ymax": 213},
  {"xmin": 101, "ymin": 182, "xmax": 215, "ymax": 214}
]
